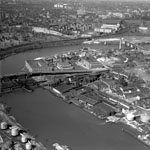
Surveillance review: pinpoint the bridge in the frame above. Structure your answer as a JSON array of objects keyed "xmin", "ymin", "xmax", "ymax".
[
  {"xmin": 0, "ymin": 69, "xmax": 109, "ymax": 95},
  {"xmin": 119, "ymin": 38, "xmax": 144, "ymax": 50},
  {"xmin": 0, "ymin": 68, "xmax": 109, "ymax": 81}
]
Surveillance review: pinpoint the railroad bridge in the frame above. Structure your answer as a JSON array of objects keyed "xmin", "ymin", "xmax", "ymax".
[{"xmin": 0, "ymin": 69, "xmax": 109, "ymax": 95}]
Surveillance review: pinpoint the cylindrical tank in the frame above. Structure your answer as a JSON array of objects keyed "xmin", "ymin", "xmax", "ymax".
[
  {"xmin": 11, "ymin": 126, "xmax": 19, "ymax": 136},
  {"xmin": 127, "ymin": 42, "xmax": 130, "ymax": 46},
  {"xmin": 130, "ymin": 44, "xmax": 134, "ymax": 48},
  {"xmin": 136, "ymin": 96, "xmax": 140, "ymax": 100},
  {"xmin": 25, "ymin": 142, "xmax": 32, "ymax": 150},
  {"xmin": 122, "ymin": 108, "xmax": 126, "ymax": 114},
  {"xmin": 126, "ymin": 113, "xmax": 135, "ymax": 121},
  {"xmin": 140, "ymin": 114, "xmax": 150, "ymax": 123},
  {"xmin": 122, "ymin": 40, "xmax": 125, "ymax": 44},
  {"xmin": 21, "ymin": 135, "xmax": 28, "ymax": 143},
  {"xmin": 0, "ymin": 122, "xmax": 8, "ymax": 130}
]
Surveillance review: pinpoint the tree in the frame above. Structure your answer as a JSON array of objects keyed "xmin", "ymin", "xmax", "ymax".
[
  {"xmin": 119, "ymin": 76, "xmax": 128, "ymax": 87},
  {"xmin": 120, "ymin": 20, "xmax": 128, "ymax": 29}
]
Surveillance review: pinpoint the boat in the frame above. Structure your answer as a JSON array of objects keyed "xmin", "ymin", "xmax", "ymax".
[
  {"xmin": 42, "ymin": 86, "xmax": 66, "ymax": 100},
  {"xmin": 53, "ymin": 143, "xmax": 71, "ymax": 150},
  {"xmin": 22, "ymin": 85, "xmax": 33, "ymax": 93},
  {"xmin": 52, "ymin": 88, "xmax": 65, "ymax": 99},
  {"xmin": 34, "ymin": 57, "xmax": 45, "ymax": 60}
]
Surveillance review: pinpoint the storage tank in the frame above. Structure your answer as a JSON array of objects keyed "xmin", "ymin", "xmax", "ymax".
[
  {"xmin": 122, "ymin": 108, "xmax": 129, "ymax": 114},
  {"xmin": 130, "ymin": 44, "xmax": 134, "ymax": 48},
  {"xmin": 0, "ymin": 122, "xmax": 8, "ymax": 130},
  {"xmin": 122, "ymin": 40, "xmax": 125, "ymax": 44},
  {"xmin": 21, "ymin": 134, "xmax": 28, "ymax": 143},
  {"xmin": 25, "ymin": 142, "xmax": 32, "ymax": 150},
  {"xmin": 140, "ymin": 114, "xmax": 150, "ymax": 123},
  {"xmin": 126, "ymin": 113, "xmax": 135, "ymax": 121},
  {"xmin": 11, "ymin": 126, "xmax": 19, "ymax": 136},
  {"xmin": 126, "ymin": 42, "xmax": 130, "ymax": 47},
  {"xmin": 122, "ymin": 108, "xmax": 126, "ymax": 114}
]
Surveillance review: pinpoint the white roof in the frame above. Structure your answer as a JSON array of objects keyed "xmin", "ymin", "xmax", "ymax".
[
  {"xmin": 101, "ymin": 24, "xmax": 118, "ymax": 29},
  {"xmin": 139, "ymin": 27, "xmax": 148, "ymax": 30}
]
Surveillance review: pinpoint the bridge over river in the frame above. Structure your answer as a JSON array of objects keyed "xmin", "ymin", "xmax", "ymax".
[{"xmin": 0, "ymin": 68, "xmax": 109, "ymax": 95}]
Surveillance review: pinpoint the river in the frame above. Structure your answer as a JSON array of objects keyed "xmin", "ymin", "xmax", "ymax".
[{"xmin": 0, "ymin": 44, "xmax": 149, "ymax": 150}]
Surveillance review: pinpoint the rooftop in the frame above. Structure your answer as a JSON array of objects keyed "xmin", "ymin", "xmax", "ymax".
[
  {"xmin": 26, "ymin": 59, "xmax": 48, "ymax": 69},
  {"xmin": 57, "ymin": 61, "xmax": 71, "ymax": 67},
  {"xmin": 85, "ymin": 55, "xmax": 99, "ymax": 63}
]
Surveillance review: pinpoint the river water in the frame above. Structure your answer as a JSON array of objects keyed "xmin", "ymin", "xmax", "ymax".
[{"xmin": 0, "ymin": 44, "xmax": 149, "ymax": 150}]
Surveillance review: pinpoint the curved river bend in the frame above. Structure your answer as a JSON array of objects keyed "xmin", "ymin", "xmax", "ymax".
[{"xmin": 1, "ymin": 44, "xmax": 149, "ymax": 150}]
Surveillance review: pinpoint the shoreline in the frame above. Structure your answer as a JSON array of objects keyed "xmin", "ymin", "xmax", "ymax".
[
  {"xmin": 0, "ymin": 38, "xmax": 85, "ymax": 60},
  {"xmin": 0, "ymin": 27, "xmax": 136, "ymax": 61},
  {"xmin": 0, "ymin": 103, "xmax": 49, "ymax": 150}
]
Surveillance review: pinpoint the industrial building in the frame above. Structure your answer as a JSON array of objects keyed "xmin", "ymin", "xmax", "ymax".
[
  {"xmin": 77, "ymin": 56, "xmax": 104, "ymax": 70},
  {"xmin": 92, "ymin": 103, "xmax": 116, "ymax": 117},
  {"xmin": 94, "ymin": 23, "xmax": 120, "ymax": 34},
  {"xmin": 25, "ymin": 59, "xmax": 53, "ymax": 73},
  {"xmin": 56, "ymin": 61, "xmax": 73, "ymax": 70}
]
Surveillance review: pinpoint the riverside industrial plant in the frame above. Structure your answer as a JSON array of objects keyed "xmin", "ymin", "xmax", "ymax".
[{"xmin": 2, "ymin": 0, "xmax": 150, "ymax": 150}]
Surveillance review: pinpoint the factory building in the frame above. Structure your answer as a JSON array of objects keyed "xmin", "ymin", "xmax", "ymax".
[
  {"xmin": 56, "ymin": 61, "xmax": 73, "ymax": 70},
  {"xmin": 92, "ymin": 103, "xmax": 116, "ymax": 117},
  {"xmin": 139, "ymin": 26, "xmax": 149, "ymax": 34},
  {"xmin": 94, "ymin": 23, "xmax": 120, "ymax": 34},
  {"xmin": 101, "ymin": 24, "xmax": 120, "ymax": 30},
  {"xmin": 77, "ymin": 56, "xmax": 104, "ymax": 70},
  {"xmin": 126, "ymin": 112, "xmax": 136, "ymax": 121},
  {"xmin": 94, "ymin": 28, "xmax": 113, "ymax": 33},
  {"xmin": 54, "ymin": 3, "xmax": 72, "ymax": 9},
  {"xmin": 25, "ymin": 59, "xmax": 52, "ymax": 73},
  {"xmin": 140, "ymin": 114, "xmax": 150, "ymax": 123},
  {"xmin": 122, "ymin": 109, "xmax": 137, "ymax": 121}
]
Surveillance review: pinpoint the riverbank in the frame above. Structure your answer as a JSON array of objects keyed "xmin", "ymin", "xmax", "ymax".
[
  {"xmin": 1, "ymin": 43, "xmax": 149, "ymax": 150},
  {"xmin": 0, "ymin": 26, "xmax": 138, "ymax": 61},
  {"xmin": 0, "ymin": 38, "xmax": 85, "ymax": 60},
  {"xmin": 0, "ymin": 103, "xmax": 49, "ymax": 150}
]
